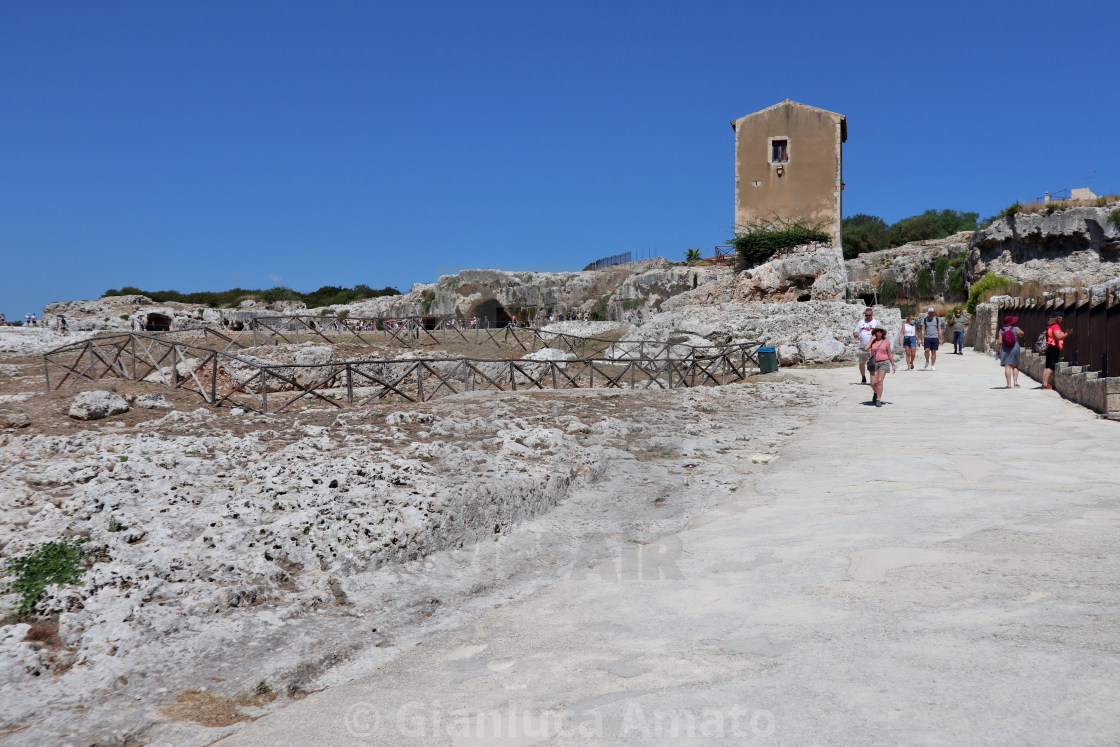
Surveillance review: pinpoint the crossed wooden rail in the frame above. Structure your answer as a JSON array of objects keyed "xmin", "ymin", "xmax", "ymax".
[
  {"xmin": 43, "ymin": 324, "xmax": 762, "ymax": 414},
  {"xmin": 243, "ymin": 315, "xmax": 706, "ymax": 361}
]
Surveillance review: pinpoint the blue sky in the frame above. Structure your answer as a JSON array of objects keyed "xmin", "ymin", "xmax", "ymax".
[{"xmin": 2, "ymin": 0, "xmax": 1117, "ymax": 318}]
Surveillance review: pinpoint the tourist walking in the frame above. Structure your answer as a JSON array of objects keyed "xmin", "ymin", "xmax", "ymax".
[
  {"xmin": 853, "ymin": 307, "xmax": 880, "ymax": 384},
  {"xmin": 1041, "ymin": 310, "xmax": 1071, "ymax": 390},
  {"xmin": 950, "ymin": 309, "xmax": 968, "ymax": 354},
  {"xmin": 919, "ymin": 307, "xmax": 943, "ymax": 370},
  {"xmin": 899, "ymin": 315, "xmax": 918, "ymax": 370},
  {"xmin": 997, "ymin": 315, "xmax": 1023, "ymax": 388},
  {"xmin": 864, "ymin": 326, "xmax": 896, "ymax": 407}
]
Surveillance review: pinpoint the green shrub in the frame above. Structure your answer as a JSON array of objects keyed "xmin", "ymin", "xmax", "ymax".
[
  {"xmin": 878, "ymin": 277, "xmax": 899, "ymax": 305},
  {"xmin": 916, "ymin": 268, "xmax": 933, "ymax": 298},
  {"xmin": 1001, "ymin": 202, "xmax": 1021, "ymax": 218},
  {"xmin": 420, "ymin": 289, "xmax": 436, "ymax": 315},
  {"xmin": 3, "ymin": 537, "xmax": 90, "ymax": 616},
  {"xmin": 620, "ymin": 296, "xmax": 647, "ymax": 311},
  {"xmin": 934, "ymin": 256, "xmax": 951, "ymax": 283},
  {"xmin": 590, "ymin": 292, "xmax": 614, "ymax": 321},
  {"xmin": 1108, "ymin": 209, "xmax": 1120, "ymax": 229},
  {"xmin": 685, "ymin": 248, "xmax": 702, "ymax": 263},
  {"xmin": 947, "ymin": 269, "xmax": 966, "ymax": 296},
  {"xmin": 732, "ymin": 218, "xmax": 830, "ymax": 268},
  {"xmin": 966, "ymin": 273, "xmax": 1019, "ymax": 314},
  {"xmin": 336, "ymin": 309, "xmax": 350, "ymax": 320}
]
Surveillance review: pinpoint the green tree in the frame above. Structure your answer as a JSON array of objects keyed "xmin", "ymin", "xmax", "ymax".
[
  {"xmin": 685, "ymin": 248, "xmax": 702, "ymax": 263},
  {"xmin": 841, "ymin": 214, "xmax": 888, "ymax": 259}
]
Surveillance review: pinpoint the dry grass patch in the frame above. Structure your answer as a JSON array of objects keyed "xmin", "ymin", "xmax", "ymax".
[{"xmin": 159, "ymin": 689, "xmax": 251, "ymax": 727}]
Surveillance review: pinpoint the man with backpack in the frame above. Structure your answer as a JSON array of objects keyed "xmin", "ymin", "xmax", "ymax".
[{"xmin": 919, "ymin": 307, "xmax": 944, "ymax": 370}]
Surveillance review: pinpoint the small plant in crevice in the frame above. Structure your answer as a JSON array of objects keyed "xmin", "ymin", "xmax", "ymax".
[
  {"xmin": 1108, "ymin": 209, "xmax": 1120, "ymax": 229},
  {"xmin": 2, "ymin": 536, "xmax": 91, "ymax": 616}
]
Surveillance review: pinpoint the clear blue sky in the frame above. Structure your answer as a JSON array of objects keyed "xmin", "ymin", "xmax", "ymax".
[{"xmin": 3, "ymin": 0, "xmax": 1117, "ymax": 318}]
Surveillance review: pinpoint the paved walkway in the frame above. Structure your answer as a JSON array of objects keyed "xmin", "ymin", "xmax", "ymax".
[{"xmin": 223, "ymin": 352, "xmax": 1120, "ymax": 745}]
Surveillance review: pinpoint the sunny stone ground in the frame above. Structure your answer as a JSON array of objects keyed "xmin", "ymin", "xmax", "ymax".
[
  {"xmin": 222, "ymin": 351, "xmax": 1120, "ymax": 746},
  {"xmin": 0, "ymin": 333, "xmax": 830, "ymax": 745}
]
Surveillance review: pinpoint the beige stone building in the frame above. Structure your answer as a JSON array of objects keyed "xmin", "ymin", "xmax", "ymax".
[{"xmin": 732, "ymin": 100, "xmax": 846, "ymax": 244}]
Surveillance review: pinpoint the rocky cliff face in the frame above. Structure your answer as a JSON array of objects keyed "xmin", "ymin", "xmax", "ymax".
[
  {"xmin": 844, "ymin": 232, "xmax": 972, "ymax": 301},
  {"xmin": 333, "ymin": 259, "xmax": 733, "ymax": 323},
  {"xmin": 967, "ymin": 205, "xmax": 1120, "ymax": 286}
]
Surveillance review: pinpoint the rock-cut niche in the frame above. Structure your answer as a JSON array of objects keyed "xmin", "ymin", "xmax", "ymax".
[
  {"xmin": 144, "ymin": 312, "xmax": 173, "ymax": 332},
  {"xmin": 467, "ymin": 298, "xmax": 512, "ymax": 326}
]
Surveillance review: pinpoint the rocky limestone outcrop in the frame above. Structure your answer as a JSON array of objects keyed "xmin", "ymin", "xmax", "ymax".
[
  {"xmin": 624, "ymin": 300, "xmax": 901, "ymax": 364},
  {"xmin": 69, "ymin": 391, "xmax": 130, "ymax": 420},
  {"xmin": 42, "ymin": 296, "xmax": 307, "ymax": 332},
  {"xmin": 845, "ymin": 232, "xmax": 972, "ymax": 301},
  {"xmin": 328, "ymin": 259, "xmax": 732, "ymax": 323},
  {"xmin": 132, "ymin": 393, "xmax": 174, "ymax": 410},
  {"xmin": 967, "ymin": 205, "xmax": 1120, "ymax": 287},
  {"xmin": 650, "ymin": 243, "xmax": 847, "ymax": 308},
  {"xmin": 733, "ymin": 242, "xmax": 847, "ymax": 302}
]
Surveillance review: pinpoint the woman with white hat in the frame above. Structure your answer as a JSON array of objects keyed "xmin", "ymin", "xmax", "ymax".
[{"xmin": 863, "ymin": 325, "xmax": 896, "ymax": 407}]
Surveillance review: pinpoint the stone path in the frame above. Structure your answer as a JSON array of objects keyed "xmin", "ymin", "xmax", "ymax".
[{"xmin": 222, "ymin": 352, "xmax": 1120, "ymax": 745}]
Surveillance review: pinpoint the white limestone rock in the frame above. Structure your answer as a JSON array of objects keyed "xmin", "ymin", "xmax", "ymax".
[
  {"xmin": 133, "ymin": 393, "xmax": 174, "ymax": 410},
  {"xmin": 69, "ymin": 391, "xmax": 130, "ymax": 421}
]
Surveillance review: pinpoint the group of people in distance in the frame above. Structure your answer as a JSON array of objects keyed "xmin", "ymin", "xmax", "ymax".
[
  {"xmin": 854, "ymin": 305, "xmax": 1074, "ymax": 406},
  {"xmin": 855, "ymin": 306, "xmax": 967, "ymax": 408}
]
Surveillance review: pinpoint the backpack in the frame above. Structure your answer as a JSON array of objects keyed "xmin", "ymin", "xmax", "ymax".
[
  {"xmin": 1033, "ymin": 331, "xmax": 1048, "ymax": 354},
  {"xmin": 1001, "ymin": 327, "xmax": 1017, "ymax": 347}
]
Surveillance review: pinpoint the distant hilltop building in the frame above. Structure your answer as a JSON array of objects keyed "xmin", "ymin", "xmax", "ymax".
[
  {"xmin": 732, "ymin": 99, "xmax": 846, "ymax": 245},
  {"xmin": 1044, "ymin": 187, "xmax": 1098, "ymax": 203}
]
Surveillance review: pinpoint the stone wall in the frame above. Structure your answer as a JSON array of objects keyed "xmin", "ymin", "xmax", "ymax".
[{"xmin": 1008, "ymin": 349, "xmax": 1120, "ymax": 415}]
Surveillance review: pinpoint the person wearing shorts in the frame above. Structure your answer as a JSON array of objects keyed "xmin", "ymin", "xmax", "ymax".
[
  {"xmin": 1041, "ymin": 310, "xmax": 1070, "ymax": 390},
  {"xmin": 899, "ymin": 315, "xmax": 918, "ymax": 370},
  {"xmin": 853, "ymin": 308, "xmax": 880, "ymax": 384},
  {"xmin": 863, "ymin": 326, "xmax": 896, "ymax": 407},
  {"xmin": 919, "ymin": 307, "xmax": 943, "ymax": 370}
]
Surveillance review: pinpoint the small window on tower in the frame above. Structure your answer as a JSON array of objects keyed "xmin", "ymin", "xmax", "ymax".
[{"xmin": 771, "ymin": 139, "xmax": 789, "ymax": 163}]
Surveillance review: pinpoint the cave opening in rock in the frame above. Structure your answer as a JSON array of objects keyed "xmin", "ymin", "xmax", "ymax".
[
  {"xmin": 467, "ymin": 299, "xmax": 512, "ymax": 327},
  {"xmin": 144, "ymin": 312, "xmax": 173, "ymax": 332}
]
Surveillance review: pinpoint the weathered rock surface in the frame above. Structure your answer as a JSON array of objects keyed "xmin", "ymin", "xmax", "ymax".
[
  {"xmin": 1, "ymin": 411, "xmax": 31, "ymax": 428},
  {"xmin": 628, "ymin": 300, "xmax": 901, "ymax": 362},
  {"xmin": 733, "ymin": 242, "xmax": 847, "ymax": 302},
  {"xmin": 331, "ymin": 260, "xmax": 732, "ymax": 323},
  {"xmin": 845, "ymin": 232, "xmax": 972, "ymax": 301},
  {"xmin": 68, "ymin": 391, "xmax": 130, "ymax": 420},
  {"xmin": 133, "ymin": 393, "xmax": 174, "ymax": 410},
  {"xmin": 967, "ymin": 205, "xmax": 1120, "ymax": 286},
  {"xmin": 0, "ymin": 377, "xmax": 833, "ymax": 745}
]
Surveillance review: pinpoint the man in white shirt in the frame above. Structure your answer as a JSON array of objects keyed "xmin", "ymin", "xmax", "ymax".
[{"xmin": 853, "ymin": 307, "xmax": 880, "ymax": 385}]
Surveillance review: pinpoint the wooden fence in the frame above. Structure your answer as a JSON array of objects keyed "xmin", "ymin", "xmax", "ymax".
[
  {"xmin": 43, "ymin": 322, "xmax": 762, "ymax": 414},
  {"xmin": 997, "ymin": 294, "xmax": 1120, "ymax": 378}
]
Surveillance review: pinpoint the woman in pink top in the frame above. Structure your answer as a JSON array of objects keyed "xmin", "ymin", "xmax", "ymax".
[{"xmin": 863, "ymin": 326, "xmax": 896, "ymax": 407}]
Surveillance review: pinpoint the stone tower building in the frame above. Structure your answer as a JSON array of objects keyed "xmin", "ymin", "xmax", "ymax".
[{"xmin": 732, "ymin": 100, "xmax": 847, "ymax": 245}]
